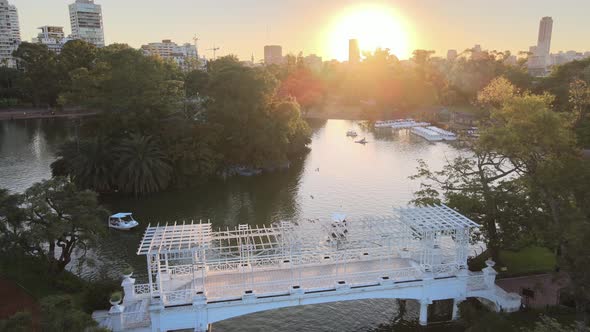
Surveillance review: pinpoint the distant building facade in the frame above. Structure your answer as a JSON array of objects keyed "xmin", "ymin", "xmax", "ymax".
[
  {"xmin": 32, "ymin": 26, "xmax": 67, "ymax": 54},
  {"xmin": 264, "ymin": 45, "xmax": 283, "ymax": 65},
  {"xmin": 141, "ymin": 39, "xmax": 202, "ymax": 71},
  {"xmin": 349, "ymin": 39, "xmax": 360, "ymax": 64},
  {"xmin": 304, "ymin": 54, "xmax": 322, "ymax": 72},
  {"xmin": 69, "ymin": 0, "xmax": 104, "ymax": 47},
  {"xmin": 0, "ymin": 0, "xmax": 20, "ymax": 68}
]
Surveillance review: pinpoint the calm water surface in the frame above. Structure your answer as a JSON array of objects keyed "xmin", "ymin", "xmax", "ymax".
[{"xmin": 0, "ymin": 118, "xmax": 466, "ymax": 331}]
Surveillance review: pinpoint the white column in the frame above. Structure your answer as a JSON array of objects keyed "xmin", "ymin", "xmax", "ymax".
[
  {"xmin": 193, "ymin": 294, "xmax": 208, "ymax": 332},
  {"xmin": 482, "ymin": 259, "xmax": 498, "ymax": 289},
  {"xmin": 149, "ymin": 298, "xmax": 164, "ymax": 332},
  {"xmin": 452, "ymin": 298, "xmax": 461, "ymax": 320},
  {"xmin": 419, "ymin": 300, "xmax": 429, "ymax": 326},
  {"xmin": 121, "ymin": 275, "xmax": 136, "ymax": 304}
]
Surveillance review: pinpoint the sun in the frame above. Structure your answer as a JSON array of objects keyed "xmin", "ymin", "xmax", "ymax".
[{"xmin": 325, "ymin": 4, "xmax": 411, "ymax": 61}]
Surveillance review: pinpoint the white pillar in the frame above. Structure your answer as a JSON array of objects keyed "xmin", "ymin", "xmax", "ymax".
[
  {"xmin": 482, "ymin": 259, "xmax": 498, "ymax": 289},
  {"xmin": 419, "ymin": 300, "xmax": 429, "ymax": 326},
  {"xmin": 149, "ymin": 298, "xmax": 164, "ymax": 332},
  {"xmin": 121, "ymin": 275, "xmax": 136, "ymax": 304},
  {"xmin": 452, "ymin": 298, "xmax": 461, "ymax": 320},
  {"xmin": 193, "ymin": 294, "xmax": 208, "ymax": 332}
]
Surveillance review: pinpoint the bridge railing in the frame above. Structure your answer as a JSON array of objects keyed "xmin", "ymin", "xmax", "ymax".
[{"xmin": 201, "ymin": 266, "xmax": 423, "ymax": 303}]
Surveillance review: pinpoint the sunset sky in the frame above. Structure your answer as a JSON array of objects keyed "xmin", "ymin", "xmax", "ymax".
[{"xmin": 12, "ymin": 0, "xmax": 590, "ymax": 61}]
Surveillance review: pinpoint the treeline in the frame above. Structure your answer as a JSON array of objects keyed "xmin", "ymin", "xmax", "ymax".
[
  {"xmin": 315, "ymin": 48, "xmax": 532, "ymax": 111},
  {"xmin": 2, "ymin": 41, "xmax": 312, "ymax": 195}
]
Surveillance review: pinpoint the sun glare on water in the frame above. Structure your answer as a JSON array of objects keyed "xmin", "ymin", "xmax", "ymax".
[{"xmin": 326, "ymin": 4, "xmax": 411, "ymax": 61}]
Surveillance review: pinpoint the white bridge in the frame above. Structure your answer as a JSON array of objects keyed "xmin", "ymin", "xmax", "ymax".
[{"xmin": 94, "ymin": 205, "xmax": 520, "ymax": 331}]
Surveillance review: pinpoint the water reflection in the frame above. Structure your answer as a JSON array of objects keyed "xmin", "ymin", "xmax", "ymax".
[{"xmin": 0, "ymin": 119, "xmax": 73, "ymax": 192}]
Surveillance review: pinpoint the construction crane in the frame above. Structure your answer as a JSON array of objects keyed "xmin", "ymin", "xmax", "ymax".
[{"xmin": 207, "ymin": 45, "xmax": 220, "ymax": 60}]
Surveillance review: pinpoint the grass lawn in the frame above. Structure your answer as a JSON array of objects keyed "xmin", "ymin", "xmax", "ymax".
[
  {"xmin": 498, "ymin": 246, "xmax": 556, "ymax": 276},
  {"xmin": 469, "ymin": 246, "xmax": 556, "ymax": 277}
]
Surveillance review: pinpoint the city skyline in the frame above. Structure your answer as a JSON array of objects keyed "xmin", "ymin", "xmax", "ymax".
[{"xmin": 8, "ymin": 0, "xmax": 590, "ymax": 61}]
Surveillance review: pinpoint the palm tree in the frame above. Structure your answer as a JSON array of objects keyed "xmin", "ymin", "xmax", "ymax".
[
  {"xmin": 52, "ymin": 138, "xmax": 115, "ymax": 192},
  {"xmin": 114, "ymin": 134, "xmax": 173, "ymax": 195}
]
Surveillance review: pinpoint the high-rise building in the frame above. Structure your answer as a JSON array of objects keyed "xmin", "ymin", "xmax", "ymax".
[
  {"xmin": 528, "ymin": 17, "xmax": 554, "ymax": 77},
  {"xmin": 141, "ymin": 39, "xmax": 202, "ymax": 71},
  {"xmin": 349, "ymin": 39, "xmax": 360, "ymax": 64},
  {"xmin": 264, "ymin": 45, "xmax": 283, "ymax": 65},
  {"xmin": 536, "ymin": 17, "xmax": 553, "ymax": 56},
  {"xmin": 69, "ymin": 0, "xmax": 104, "ymax": 47},
  {"xmin": 0, "ymin": 0, "xmax": 20, "ymax": 68},
  {"xmin": 32, "ymin": 26, "xmax": 67, "ymax": 54}
]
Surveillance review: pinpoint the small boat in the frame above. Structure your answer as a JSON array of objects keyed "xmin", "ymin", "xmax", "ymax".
[
  {"xmin": 346, "ymin": 130, "xmax": 358, "ymax": 137},
  {"xmin": 108, "ymin": 213, "xmax": 139, "ymax": 231},
  {"xmin": 355, "ymin": 138, "xmax": 368, "ymax": 144}
]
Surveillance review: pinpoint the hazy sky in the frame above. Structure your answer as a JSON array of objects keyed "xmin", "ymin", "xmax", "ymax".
[{"xmin": 11, "ymin": 0, "xmax": 590, "ymax": 61}]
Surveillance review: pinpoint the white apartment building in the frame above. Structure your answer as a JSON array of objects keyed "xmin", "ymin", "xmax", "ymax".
[
  {"xmin": 69, "ymin": 0, "xmax": 104, "ymax": 47},
  {"xmin": 0, "ymin": 0, "xmax": 20, "ymax": 68},
  {"xmin": 141, "ymin": 39, "xmax": 202, "ymax": 71},
  {"xmin": 32, "ymin": 26, "xmax": 67, "ymax": 54}
]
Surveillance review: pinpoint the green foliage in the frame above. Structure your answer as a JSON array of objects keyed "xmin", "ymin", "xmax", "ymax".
[
  {"xmin": 52, "ymin": 55, "xmax": 312, "ymax": 194},
  {"xmin": 12, "ymin": 42, "xmax": 60, "ymax": 106},
  {"xmin": 0, "ymin": 311, "xmax": 33, "ymax": 332},
  {"xmin": 61, "ymin": 44, "xmax": 184, "ymax": 112},
  {"xmin": 115, "ymin": 134, "xmax": 173, "ymax": 195},
  {"xmin": 40, "ymin": 295, "xmax": 97, "ymax": 332},
  {"xmin": 79, "ymin": 279, "xmax": 120, "ymax": 312},
  {"xmin": 109, "ymin": 291, "xmax": 122, "ymax": 303},
  {"xmin": 0, "ymin": 66, "xmax": 24, "ymax": 105},
  {"xmin": 523, "ymin": 315, "xmax": 577, "ymax": 332},
  {"xmin": 0, "ymin": 177, "xmax": 109, "ymax": 273}
]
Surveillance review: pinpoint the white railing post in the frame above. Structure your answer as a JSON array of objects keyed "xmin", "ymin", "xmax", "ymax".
[
  {"xmin": 148, "ymin": 298, "xmax": 164, "ymax": 332},
  {"xmin": 193, "ymin": 292, "xmax": 208, "ymax": 332},
  {"xmin": 482, "ymin": 259, "xmax": 498, "ymax": 290},
  {"xmin": 122, "ymin": 273, "xmax": 136, "ymax": 304},
  {"xmin": 109, "ymin": 300, "xmax": 125, "ymax": 332}
]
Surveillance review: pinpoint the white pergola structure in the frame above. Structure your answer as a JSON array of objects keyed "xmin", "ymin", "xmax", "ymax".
[
  {"xmin": 99, "ymin": 205, "xmax": 520, "ymax": 332},
  {"xmin": 137, "ymin": 205, "xmax": 478, "ymax": 304}
]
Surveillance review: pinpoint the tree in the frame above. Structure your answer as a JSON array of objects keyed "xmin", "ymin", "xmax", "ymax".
[
  {"xmin": 20, "ymin": 177, "xmax": 107, "ymax": 273},
  {"xmin": 477, "ymin": 76, "xmax": 518, "ymax": 108},
  {"xmin": 12, "ymin": 42, "xmax": 60, "ymax": 106},
  {"xmin": 0, "ymin": 189, "xmax": 26, "ymax": 252},
  {"xmin": 185, "ymin": 69, "xmax": 210, "ymax": 98},
  {"xmin": 568, "ymin": 79, "xmax": 590, "ymax": 147},
  {"xmin": 58, "ymin": 39, "xmax": 97, "ymax": 73},
  {"xmin": 410, "ymin": 146, "xmax": 525, "ymax": 259},
  {"xmin": 114, "ymin": 134, "xmax": 173, "ymax": 195},
  {"xmin": 52, "ymin": 138, "xmax": 115, "ymax": 192},
  {"xmin": 40, "ymin": 295, "xmax": 101, "ymax": 332},
  {"xmin": 61, "ymin": 44, "xmax": 184, "ymax": 113}
]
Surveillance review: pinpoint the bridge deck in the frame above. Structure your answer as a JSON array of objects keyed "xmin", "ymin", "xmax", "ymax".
[{"xmin": 161, "ymin": 258, "xmax": 423, "ymax": 303}]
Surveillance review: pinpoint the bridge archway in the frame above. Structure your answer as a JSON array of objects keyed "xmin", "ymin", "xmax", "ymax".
[{"xmin": 207, "ymin": 295, "xmax": 425, "ymax": 325}]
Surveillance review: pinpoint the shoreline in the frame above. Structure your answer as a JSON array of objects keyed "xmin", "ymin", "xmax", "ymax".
[{"xmin": 0, "ymin": 108, "xmax": 99, "ymax": 120}]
